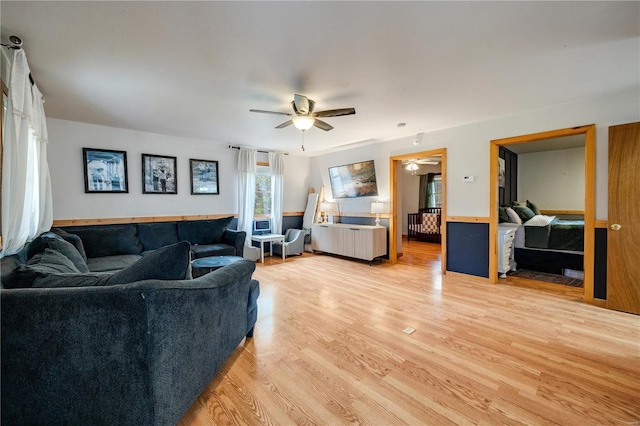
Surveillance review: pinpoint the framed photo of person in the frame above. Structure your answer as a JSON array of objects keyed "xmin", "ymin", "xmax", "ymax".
[
  {"xmin": 83, "ymin": 148, "xmax": 128, "ymax": 193},
  {"xmin": 190, "ymin": 159, "xmax": 219, "ymax": 195},
  {"xmin": 142, "ymin": 154, "xmax": 177, "ymax": 194}
]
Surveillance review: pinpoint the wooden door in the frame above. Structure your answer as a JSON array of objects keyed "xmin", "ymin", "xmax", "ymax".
[{"xmin": 607, "ymin": 122, "xmax": 640, "ymax": 314}]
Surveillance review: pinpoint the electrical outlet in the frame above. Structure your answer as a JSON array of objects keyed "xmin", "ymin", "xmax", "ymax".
[{"xmin": 403, "ymin": 327, "xmax": 416, "ymax": 335}]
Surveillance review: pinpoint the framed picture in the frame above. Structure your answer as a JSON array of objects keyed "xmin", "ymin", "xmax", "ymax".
[
  {"xmin": 328, "ymin": 160, "xmax": 378, "ymax": 198},
  {"xmin": 498, "ymin": 157, "xmax": 506, "ymax": 188},
  {"xmin": 83, "ymin": 148, "xmax": 128, "ymax": 193},
  {"xmin": 190, "ymin": 159, "xmax": 219, "ymax": 195},
  {"xmin": 142, "ymin": 154, "xmax": 177, "ymax": 194}
]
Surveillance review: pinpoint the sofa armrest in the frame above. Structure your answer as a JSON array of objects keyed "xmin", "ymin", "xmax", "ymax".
[
  {"xmin": 1, "ymin": 260, "xmax": 259, "ymax": 426},
  {"xmin": 222, "ymin": 228, "xmax": 246, "ymax": 257}
]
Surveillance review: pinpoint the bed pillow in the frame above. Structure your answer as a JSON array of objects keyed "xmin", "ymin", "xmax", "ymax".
[
  {"xmin": 498, "ymin": 207, "xmax": 510, "ymax": 223},
  {"xmin": 526, "ymin": 200, "xmax": 541, "ymax": 215},
  {"xmin": 512, "ymin": 205, "xmax": 536, "ymax": 222},
  {"xmin": 524, "ymin": 215, "xmax": 556, "ymax": 227},
  {"xmin": 505, "ymin": 207, "xmax": 522, "ymax": 224}
]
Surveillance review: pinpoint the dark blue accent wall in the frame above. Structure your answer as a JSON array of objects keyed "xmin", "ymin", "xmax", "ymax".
[
  {"xmin": 594, "ymin": 228, "xmax": 607, "ymax": 300},
  {"xmin": 446, "ymin": 222, "xmax": 489, "ymax": 278}
]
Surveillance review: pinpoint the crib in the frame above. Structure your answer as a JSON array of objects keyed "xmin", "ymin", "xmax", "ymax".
[{"xmin": 407, "ymin": 207, "xmax": 442, "ymax": 243}]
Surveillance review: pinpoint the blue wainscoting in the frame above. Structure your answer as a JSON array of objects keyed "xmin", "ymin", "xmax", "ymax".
[
  {"xmin": 446, "ymin": 222, "xmax": 489, "ymax": 278},
  {"xmin": 594, "ymin": 228, "xmax": 607, "ymax": 300}
]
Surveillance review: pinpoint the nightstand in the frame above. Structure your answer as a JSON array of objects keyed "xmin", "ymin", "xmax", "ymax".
[{"xmin": 498, "ymin": 224, "xmax": 518, "ymax": 277}]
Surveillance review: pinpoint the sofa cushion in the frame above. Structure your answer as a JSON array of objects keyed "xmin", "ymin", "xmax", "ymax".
[
  {"xmin": 86, "ymin": 255, "xmax": 143, "ymax": 272},
  {"xmin": 50, "ymin": 228, "xmax": 88, "ymax": 262},
  {"xmin": 27, "ymin": 233, "xmax": 90, "ymax": 273},
  {"xmin": 33, "ymin": 242, "xmax": 192, "ymax": 288},
  {"xmin": 5, "ymin": 249, "xmax": 81, "ymax": 288},
  {"xmin": 191, "ymin": 243, "xmax": 236, "ymax": 259},
  {"xmin": 178, "ymin": 217, "xmax": 233, "ymax": 245},
  {"xmin": 66, "ymin": 224, "xmax": 143, "ymax": 258},
  {"xmin": 137, "ymin": 222, "xmax": 180, "ymax": 251}
]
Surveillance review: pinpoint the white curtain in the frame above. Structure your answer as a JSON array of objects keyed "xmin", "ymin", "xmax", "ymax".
[
  {"xmin": 1, "ymin": 49, "xmax": 53, "ymax": 257},
  {"xmin": 269, "ymin": 151, "xmax": 284, "ymax": 235},
  {"xmin": 237, "ymin": 148, "xmax": 257, "ymax": 246}
]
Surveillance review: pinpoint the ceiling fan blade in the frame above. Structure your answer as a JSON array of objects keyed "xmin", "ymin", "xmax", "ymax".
[
  {"xmin": 313, "ymin": 108, "xmax": 356, "ymax": 118},
  {"xmin": 250, "ymin": 109, "xmax": 293, "ymax": 116},
  {"xmin": 313, "ymin": 119, "xmax": 334, "ymax": 131},
  {"xmin": 293, "ymin": 94, "xmax": 311, "ymax": 115},
  {"xmin": 275, "ymin": 120, "xmax": 293, "ymax": 129}
]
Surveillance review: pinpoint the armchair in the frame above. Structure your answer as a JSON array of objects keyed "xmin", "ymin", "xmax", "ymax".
[{"xmin": 272, "ymin": 228, "xmax": 305, "ymax": 257}]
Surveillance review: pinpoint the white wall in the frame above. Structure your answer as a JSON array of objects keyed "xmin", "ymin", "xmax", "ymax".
[
  {"xmin": 312, "ymin": 89, "xmax": 639, "ymax": 222},
  {"xmin": 47, "ymin": 118, "xmax": 311, "ymax": 220},
  {"xmin": 518, "ymin": 147, "xmax": 585, "ymax": 210}
]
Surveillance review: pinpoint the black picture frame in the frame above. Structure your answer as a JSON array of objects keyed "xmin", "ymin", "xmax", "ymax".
[
  {"xmin": 142, "ymin": 154, "xmax": 177, "ymax": 194},
  {"xmin": 83, "ymin": 148, "xmax": 128, "ymax": 193},
  {"xmin": 328, "ymin": 160, "xmax": 378, "ymax": 198},
  {"xmin": 190, "ymin": 159, "xmax": 219, "ymax": 195}
]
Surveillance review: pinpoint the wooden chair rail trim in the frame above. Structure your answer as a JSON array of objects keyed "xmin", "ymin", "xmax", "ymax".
[
  {"xmin": 52, "ymin": 211, "xmax": 304, "ymax": 227},
  {"xmin": 594, "ymin": 220, "xmax": 608, "ymax": 228},
  {"xmin": 445, "ymin": 216, "xmax": 490, "ymax": 223},
  {"xmin": 540, "ymin": 209, "xmax": 585, "ymax": 215}
]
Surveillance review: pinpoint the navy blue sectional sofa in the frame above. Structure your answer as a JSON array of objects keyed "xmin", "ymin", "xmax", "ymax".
[{"xmin": 0, "ymin": 217, "xmax": 259, "ymax": 425}]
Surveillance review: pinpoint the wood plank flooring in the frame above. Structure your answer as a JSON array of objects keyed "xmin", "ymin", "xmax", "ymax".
[{"xmin": 179, "ymin": 239, "xmax": 640, "ymax": 425}]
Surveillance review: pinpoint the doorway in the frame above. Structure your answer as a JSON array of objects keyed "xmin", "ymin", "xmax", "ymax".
[
  {"xmin": 489, "ymin": 125, "xmax": 596, "ymax": 303},
  {"xmin": 389, "ymin": 148, "xmax": 447, "ymax": 273}
]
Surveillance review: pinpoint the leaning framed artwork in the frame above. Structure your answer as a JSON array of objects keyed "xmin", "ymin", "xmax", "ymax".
[
  {"xmin": 142, "ymin": 154, "xmax": 177, "ymax": 194},
  {"xmin": 83, "ymin": 148, "xmax": 128, "ymax": 193},
  {"xmin": 190, "ymin": 159, "xmax": 219, "ymax": 195}
]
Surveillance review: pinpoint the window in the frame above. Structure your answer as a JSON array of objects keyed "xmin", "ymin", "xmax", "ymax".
[
  {"xmin": 430, "ymin": 175, "xmax": 443, "ymax": 208},
  {"xmin": 254, "ymin": 164, "xmax": 271, "ymax": 215}
]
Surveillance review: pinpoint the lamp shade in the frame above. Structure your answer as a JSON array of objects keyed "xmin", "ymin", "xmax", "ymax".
[
  {"xmin": 292, "ymin": 116, "xmax": 315, "ymax": 131},
  {"xmin": 320, "ymin": 202, "xmax": 331, "ymax": 211},
  {"xmin": 371, "ymin": 202, "xmax": 384, "ymax": 214}
]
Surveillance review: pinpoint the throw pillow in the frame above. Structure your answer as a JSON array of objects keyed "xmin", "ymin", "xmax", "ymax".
[
  {"xmin": 526, "ymin": 200, "xmax": 541, "ymax": 215},
  {"xmin": 6, "ymin": 249, "xmax": 81, "ymax": 289},
  {"xmin": 103, "ymin": 241, "xmax": 192, "ymax": 285},
  {"xmin": 27, "ymin": 233, "xmax": 89, "ymax": 273},
  {"xmin": 505, "ymin": 207, "xmax": 522, "ymax": 225},
  {"xmin": 512, "ymin": 205, "xmax": 536, "ymax": 222},
  {"xmin": 50, "ymin": 228, "xmax": 88, "ymax": 262}
]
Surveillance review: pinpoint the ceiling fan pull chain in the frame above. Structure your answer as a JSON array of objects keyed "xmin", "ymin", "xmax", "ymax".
[{"xmin": 301, "ymin": 131, "xmax": 306, "ymax": 151}]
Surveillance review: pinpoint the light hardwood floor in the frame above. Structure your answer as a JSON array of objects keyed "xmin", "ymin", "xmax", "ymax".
[{"xmin": 180, "ymin": 239, "xmax": 640, "ymax": 425}]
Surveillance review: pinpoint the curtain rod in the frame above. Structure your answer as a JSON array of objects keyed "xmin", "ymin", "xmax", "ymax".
[
  {"xmin": 228, "ymin": 145, "xmax": 289, "ymax": 155},
  {"xmin": 2, "ymin": 36, "xmax": 35, "ymax": 86}
]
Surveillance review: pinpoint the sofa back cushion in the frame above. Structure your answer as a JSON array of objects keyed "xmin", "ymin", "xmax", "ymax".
[
  {"xmin": 136, "ymin": 222, "xmax": 180, "ymax": 251},
  {"xmin": 177, "ymin": 217, "xmax": 233, "ymax": 245},
  {"xmin": 66, "ymin": 224, "xmax": 143, "ymax": 258},
  {"xmin": 26, "ymin": 233, "xmax": 90, "ymax": 273}
]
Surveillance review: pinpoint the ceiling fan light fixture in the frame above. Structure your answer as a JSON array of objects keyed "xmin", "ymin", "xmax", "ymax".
[
  {"xmin": 293, "ymin": 116, "xmax": 315, "ymax": 131},
  {"xmin": 406, "ymin": 162, "xmax": 419, "ymax": 171}
]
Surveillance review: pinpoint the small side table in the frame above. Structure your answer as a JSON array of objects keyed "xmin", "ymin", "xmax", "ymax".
[
  {"xmin": 251, "ymin": 234, "xmax": 285, "ymax": 263},
  {"xmin": 191, "ymin": 255, "xmax": 244, "ymax": 278}
]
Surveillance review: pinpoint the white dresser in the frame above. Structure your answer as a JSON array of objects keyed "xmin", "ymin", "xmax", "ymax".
[
  {"xmin": 311, "ymin": 223, "xmax": 387, "ymax": 263},
  {"xmin": 498, "ymin": 224, "xmax": 518, "ymax": 277}
]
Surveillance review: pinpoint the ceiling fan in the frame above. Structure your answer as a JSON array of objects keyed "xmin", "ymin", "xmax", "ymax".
[
  {"xmin": 403, "ymin": 158, "xmax": 441, "ymax": 175},
  {"xmin": 250, "ymin": 94, "xmax": 356, "ymax": 132}
]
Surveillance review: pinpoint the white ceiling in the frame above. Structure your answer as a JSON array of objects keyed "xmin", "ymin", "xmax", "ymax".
[{"xmin": 2, "ymin": 1, "xmax": 639, "ymax": 156}]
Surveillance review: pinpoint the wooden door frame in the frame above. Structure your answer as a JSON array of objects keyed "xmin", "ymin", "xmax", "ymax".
[
  {"xmin": 489, "ymin": 124, "xmax": 596, "ymax": 303},
  {"xmin": 389, "ymin": 148, "xmax": 447, "ymax": 273}
]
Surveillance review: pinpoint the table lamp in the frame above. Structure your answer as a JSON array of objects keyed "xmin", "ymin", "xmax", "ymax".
[{"xmin": 371, "ymin": 202, "xmax": 384, "ymax": 227}]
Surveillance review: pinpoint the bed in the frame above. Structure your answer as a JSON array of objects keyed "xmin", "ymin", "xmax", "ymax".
[
  {"xmin": 408, "ymin": 207, "xmax": 442, "ymax": 243},
  {"xmin": 512, "ymin": 214, "xmax": 584, "ymax": 274}
]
